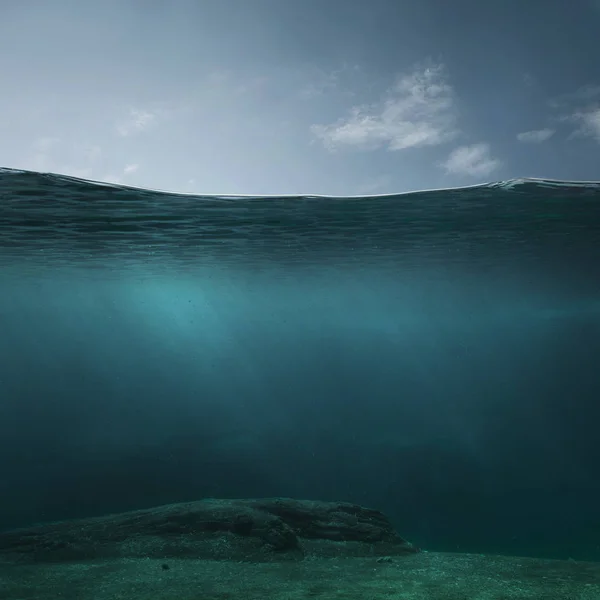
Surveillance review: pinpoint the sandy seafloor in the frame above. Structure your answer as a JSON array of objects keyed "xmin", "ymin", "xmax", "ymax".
[{"xmin": 2, "ymin": 551, "xmax": 600, "ymax": 600}]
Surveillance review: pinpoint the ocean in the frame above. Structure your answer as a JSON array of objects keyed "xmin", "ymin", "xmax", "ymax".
[{"xmin": 1, "ymin": 168, "xmax": 600, "ymax": 597}]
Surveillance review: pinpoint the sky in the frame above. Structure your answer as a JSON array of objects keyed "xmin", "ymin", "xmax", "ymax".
[{"xmin": 1, "ymin": 0, "xmax": 600, "ymax": 195}]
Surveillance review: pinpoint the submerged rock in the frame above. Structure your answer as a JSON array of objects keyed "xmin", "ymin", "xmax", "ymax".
[{"xmin": 0, "ymin": 498, "xmax": 418, "ymax": 563}]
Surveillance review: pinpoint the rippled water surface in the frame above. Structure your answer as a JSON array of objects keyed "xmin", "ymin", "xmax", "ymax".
[{"xmin": 2, "ymin": 168, "xmax": 600, "ymax": 278}]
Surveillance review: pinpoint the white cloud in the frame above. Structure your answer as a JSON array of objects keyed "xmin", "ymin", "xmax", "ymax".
[
  {"xmin": 441, "ymin": 143, "xmax": 501, "ymax": 178},
  {"xmin": 548, "ymin": 85, "xmax": 600, "ymax": 142},
  {"xmin": 550, "ymin": 85, "xmax": 600, "ymax": 109},
  {"xmin": 123, "ymin": 163, "xmax": 139, "ymax": 174},
  {"xmin": 569, "ymin": 108, "xmax": 600, "ymax": 142},
  {"xmin": 21, "ymin": 133, "xmax": 144, "ymax": 185},
  {"xmin": 516, "ymin": 128, "xmax": 555, "ymax": 143},
  {"xmin": 311, "ymin": 64, "xmax": 458, "ymax": 151},
  {"xmin": 105, "ymin": 163, "xmax": 141, "ymax": 184},
  {"xmin": 116, "ymin": 108, "xmax": 158, "ymax": 137}
]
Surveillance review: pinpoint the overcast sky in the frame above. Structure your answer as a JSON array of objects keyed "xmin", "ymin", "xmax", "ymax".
[{"xmin": 1, "ymin": 0, "xmax": 600, "ymax": 195}]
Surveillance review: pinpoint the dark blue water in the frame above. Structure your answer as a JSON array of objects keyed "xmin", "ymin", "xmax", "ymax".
[{"xmin": 2, "ymin": 168, "xmax": 600, "ymax": 560}]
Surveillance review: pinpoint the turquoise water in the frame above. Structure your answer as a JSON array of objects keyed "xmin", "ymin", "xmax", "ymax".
[{"xmin": 1, "ymin": 168, "xmax": 600, "ymax": 560}]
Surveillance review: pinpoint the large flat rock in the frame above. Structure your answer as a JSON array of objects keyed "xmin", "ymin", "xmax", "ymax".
[
  {"xmin": 1, "ymin": 498, "xmax": 598, "ymax": 599},
  {"xmin": 0, "ymin": 498, "xmax": 417, "ymax": 563}
]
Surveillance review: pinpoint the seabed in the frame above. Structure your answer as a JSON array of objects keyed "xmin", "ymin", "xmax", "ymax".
[{"xmin": 2, "ymin": 552, "xmax": 600, "ymax": 600}]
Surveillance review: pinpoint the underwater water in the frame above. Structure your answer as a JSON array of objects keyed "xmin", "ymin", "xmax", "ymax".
[{"xmin": 2, "ymin": 166, "xmax": 600, "ymax": 567}]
